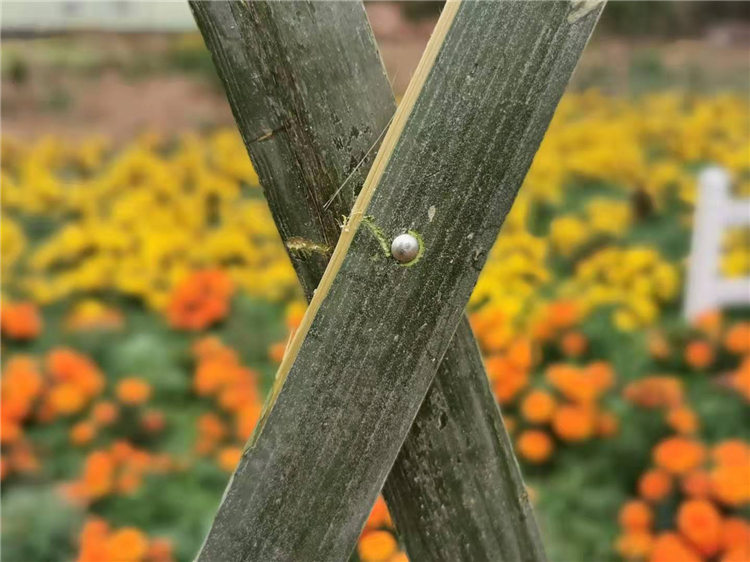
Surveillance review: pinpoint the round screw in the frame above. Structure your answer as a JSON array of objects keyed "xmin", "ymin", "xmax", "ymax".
[{"xmin": 391, "ymin": 233, "xmax": 420, "ymax": 264}]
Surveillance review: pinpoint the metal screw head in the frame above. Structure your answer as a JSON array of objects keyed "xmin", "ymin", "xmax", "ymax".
[{"xmin": 391, "ymin": 233, "xmax": 420, "ymax": 264}]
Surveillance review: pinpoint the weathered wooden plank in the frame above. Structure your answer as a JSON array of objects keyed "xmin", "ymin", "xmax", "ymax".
[
  {"xmin": 383, "ymin": 316, "xmax": 545, "ymax": 562},
  {"xmin": 191, "ymin": 1, "xmax": 549, "ymax": 560},
  {"xmin": 193, "ymin": 1, "xmax": 602, "ymax": 560},
  {"xmin": 188, "ymin": 0, "xmax": 395, "ymax": 297}
]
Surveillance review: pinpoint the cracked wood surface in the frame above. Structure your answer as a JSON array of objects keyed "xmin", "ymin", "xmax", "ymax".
[{"xmin": 191, "ymin": 1, "xmax": 602, "ymax": 560}]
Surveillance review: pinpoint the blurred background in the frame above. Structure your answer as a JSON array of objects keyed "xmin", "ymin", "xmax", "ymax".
[{"xmin": 1, "ymin": 2, "xmax": 749, "ymax": 562}]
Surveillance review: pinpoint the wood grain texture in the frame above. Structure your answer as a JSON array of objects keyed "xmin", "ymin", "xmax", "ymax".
[
  {"xmin": 192, "ymin": 1, "xmax": 602, "ymax": 560},
  {"xmin": 192, "ymin": 1, "xmax": 550, "ymax": 559},
  {"xmin": 189, "ymin": 0, "xmax": 395, "ymax": 297},
  {"xmin": 383, "ymin": 316, "xmax": 545, "ymax": 562},
  {"xmin": 191, "ymin": 1, "xmax": 547, "ymax": 560}
]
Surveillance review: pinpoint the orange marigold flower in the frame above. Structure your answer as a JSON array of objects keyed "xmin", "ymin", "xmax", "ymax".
[
  {"xmin": 485, "ymin": 356, "xmax": 509, "ymax": 383},
  {"xmin": 116, "ymin": 377, "xmax": 152, "ymax": 406},
  {"xmin": 615, "ymin": 531, "xmax": 653, "ymax": 559},
  {"xmin": 711, "ymin": 464, "xmax": 750, "ymax": 507},
  {"xmin": 552, "ymin": 405, "xmax": 594, "ymax": 442},
  {"xmin": 723, "ymin": 546, "xmax": 750, "ymax": 562},
  {"xmin": 469, "ymin": 307, "xmax": 494, "ymax": 334},
  {"xmin": 358, "ymin": 530, "xmax": 397, "ymax": 562},
  {"xmin": 712, "ymin": 440, "xmax": 750, "ymax": 467},
  {"xmin": 218, "ymin": 376, "xmax": 259, "ymax": 413},
  {"xmin": 128, "ymin": 449, "xmax": 151, "ymax": 472},
  {"xmin": 685, "ymin": 340, "xmax": 714, "ymax": 370},
  {"xmin": 560, "ymin": 331, "xmax": 588, "ymax": 358},
  {"xmin": 624, "ymin": 376, "xmax": 683, "ymax": 409},
  {"xmin": 168, "ymin": 269, "xmax": 234, "ymax": 330},
  {"xmin": 482, "ymin": 325, "xmax": 514, "ymax": 353},
  {"xmin": 586, "ymin": 361, "xmax": 616, "ymax": 393},
  {"xmin": 1, "ymin": 301, "xmax": 42, "ymax": 340},
  {"xmin": 77, "ymin": 518, "xmax": 109, "ymax": 562},
  {"xmin": 1, "ymin": 417, "xmax": 22, "ymax": 442},
  {"xmin": 546, "ymin": 364, "xmax": 580, "ymax": 399},
  {"xmin": 46, "ymin": 348, "xmax": 105, "ymax": 397},
  {"xmin": 2, "ymin": 355, "xmax": 43, "ymax": 394},
  {"xmin": 1, "ymin": 355, "xmax": 43, "ymax": 424},
  {"xmin": 365, "ymin": 495, "xmax": 392, "ymax": 530},
  {"xmin": 653, "ymin": 437, "xmax": 706, "ymax": 475},
  {"xmin": 547, "ymin": 363, "xmax": 610, "ymax": 404},
  {"xmin": 111, "ymin": 440, "xmax": 136, "ymax": 462},
  {"xmin": 676, "ymin": 499, "xmax": 722, "ymax": 556},
  {"xmin": 146, "ymin": 538, "xmax": 174, "ymax": 562},
  {"xmin": 194, "ymin": 359, "xmax": 232, "ymax": 397},
  {"xmin": 81, "ymin": 451, "xmax": 115, "ymax": 499},
  {"xmin": 192, "ymin": 336, "xmax": 236, "ymax": 362},
  {"xmin": 650, "ymin": 532, "xmax": 702, "ymax": 562},
  {"xmin": 517, "ymin": 430, "xmax": 554, "ymax": 464},
  {"xmin": 70, "ymin": 422, "xmax": 96, "ymax": 446},
  {"xmin": 619, "ymin": 500, "xmax": 653, "ymax": 531},
  {"xmin": 49, "ymin": 383, "xmax": 87, "ymax": 415},
  {"xmin": 721, "ymin": 518, "xmax": 750, "ymax": 553},
  {"xmin": 546, "ymin": 300, "xmax": 581, "ymax": 330},
  {"xmin": 236, "ymin": 404, "xmax": 262, "ymax": 440},
  {"xmin": 91, "ymin": 401, "xmax": 119, "ymax": 426},
  {"xmin": 521, "ymin": 390, "xmax": 556, "ymax": 424},
  {"xmin": 217, "ymin": 446, "xmax": 243, "ymax": 472},
  {"xmin": 531, "ymin": 319, "xmax": 554, "ymax": 343},
  {"xmin": 694, "ymin": 310, "xmax": 722, "ymax": 339},
  {"xmin": 638, "ymin": 469, "xmax": 673, "ymax": 502},
  {"xmin": 80, "ymin": 516, "xmax": 109, "ymax": 541},
  {"xmin": 667, "ymin": 406, "xmax": 699, "ymax": 435},
  {"xmin": 105, "ymin": 527, "xmax": 148, "ymax": 561},
  {"xmin": 491, "ymin": 363, "xmax": 529, "ymax": 405},
  {"xmin": 0, "ymin": 421, "xmax": 21, "ymax": 445},
  {"xmin": 197, "ymin": 413, "xmax": 227, "ymax": 442},
  {"xmin": 725, "ymin": 322, "xmax": 750, "ymax": 355},
  {"xmin": 681, "ymin": 470, "xmax": 713, "ymax": 499},
  {"xmin": 507, "ymin": 338, "xmax": 533, "ymax": 371}
]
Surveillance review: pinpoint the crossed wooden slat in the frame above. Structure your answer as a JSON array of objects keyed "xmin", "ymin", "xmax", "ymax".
[{"xmin": 190, "ymin": 1, "xmax": 603, "ymax": 560}]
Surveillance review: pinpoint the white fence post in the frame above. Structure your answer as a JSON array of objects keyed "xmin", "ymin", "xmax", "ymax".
[{"xmin": 684, "ymin": 166, "xmax": 750, "ymax": 320}]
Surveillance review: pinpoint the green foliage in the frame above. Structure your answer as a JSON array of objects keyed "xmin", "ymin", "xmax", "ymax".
[{"xmin": 1, "ymin": 486, "xmax": 83, "ymax": 562}]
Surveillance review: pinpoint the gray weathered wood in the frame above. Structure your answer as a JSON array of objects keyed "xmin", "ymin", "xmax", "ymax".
[
  {"xmin": 188, "ymin": 0, "xmax": 394, "ymax": 296},
  {"xmin": 383, "ymin": 317, "xmax": 544, "ymax": 561},
  {"xmin": 192, "ymin": 1, "xmax": 602, "ymax": 560},
  {"xmin": 191, "ymin": 1, "xmax": 548, "ymax": 560}
]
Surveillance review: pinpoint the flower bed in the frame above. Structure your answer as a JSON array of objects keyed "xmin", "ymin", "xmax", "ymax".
[{"xmin": 2, "ymin": 92, "xmax": 748, "ymax": 561}]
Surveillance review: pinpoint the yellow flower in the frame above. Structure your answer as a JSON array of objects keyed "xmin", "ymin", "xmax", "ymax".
[{"xmin": 550, "ymin": 216, "xmax": 589, "ymax": 257}]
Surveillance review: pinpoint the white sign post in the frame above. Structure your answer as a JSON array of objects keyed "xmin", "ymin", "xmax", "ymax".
[{"xmin": 685, "ymin": 166, "xmax": 750, "ymax": 320}]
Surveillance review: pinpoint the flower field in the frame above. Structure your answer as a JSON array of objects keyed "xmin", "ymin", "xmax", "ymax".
[{"xmin": 2, "ymin": 91, "xmax": 749, "ymax": 562}]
